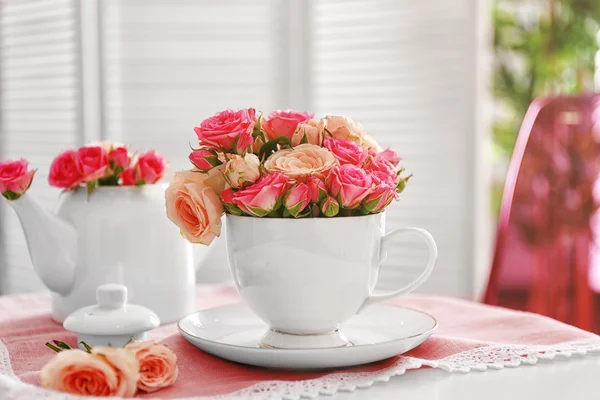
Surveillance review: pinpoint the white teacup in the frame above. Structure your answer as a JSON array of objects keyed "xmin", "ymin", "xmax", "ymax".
[{"xmin": 226, "ymin": 213, "xmax": 437, "ymax": 349}]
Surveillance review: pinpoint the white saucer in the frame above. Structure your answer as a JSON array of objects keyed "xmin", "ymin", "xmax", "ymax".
[{"xmin": 178, "ymin": 303, "xmax": 437, "ymax": 369}]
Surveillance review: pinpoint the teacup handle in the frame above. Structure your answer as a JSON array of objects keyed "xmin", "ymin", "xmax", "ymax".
[{"xmin": 359, "ymin": 227, "xmax": 438, "ymax": 312}]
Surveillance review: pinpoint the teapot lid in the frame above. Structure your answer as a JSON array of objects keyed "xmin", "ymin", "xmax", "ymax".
[{"xmin": 63, "ymin": 284, "xmax": 160, "ymax": 336}]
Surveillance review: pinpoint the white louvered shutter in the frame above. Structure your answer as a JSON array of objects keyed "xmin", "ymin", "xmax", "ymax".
[
  {"xmin": 310, "ymin": 0, "xmax": 485, "ymax": 297},
  {"xmin": 101, "ymin": 0, "xmax": 286, "ymax": 173},
  {"xmin": 0, "ymin": 0, "xmax": 83, "ymax": 293}
]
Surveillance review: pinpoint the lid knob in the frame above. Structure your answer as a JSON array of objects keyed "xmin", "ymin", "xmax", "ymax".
[{"xmin": 96, "ymin": 284, "xmax": 127, "ymax": 309}]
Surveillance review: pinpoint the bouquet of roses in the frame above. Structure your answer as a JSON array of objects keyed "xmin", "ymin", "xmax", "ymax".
[{"xmin": 165, "ymin": 109, "xmax": 410, "ymax": 245}]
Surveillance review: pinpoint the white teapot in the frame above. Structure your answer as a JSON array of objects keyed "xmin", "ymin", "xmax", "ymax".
[{"xmin": 7, "ymin": 184, "xmax": 204, "ymax": 323}]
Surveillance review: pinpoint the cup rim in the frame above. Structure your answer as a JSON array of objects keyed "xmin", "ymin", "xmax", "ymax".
[{"xmin": 225, "ymin": 212, "xmax": 385, "ymax": 221}]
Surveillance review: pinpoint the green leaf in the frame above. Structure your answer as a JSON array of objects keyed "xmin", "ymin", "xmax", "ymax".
[
  {"xmin": 46, "ymin": 342, "xmax": 63, "ymax": 353},
  {"xmin": 223, "ymin": 202, "xmax": 243, "ymax": 216},
  {"xmin": 53, "ymin": 340, "xmax": 72, "ymax": 350},
  {"xmin": 80, "ymin": 341, "xmax": 93, "ymax": 353},
  {"xmin": 1, "ymin": 190, "xmax": 21, "ymax": 201},
  {"xmin": 135, "ymin": 179, "xmax": 145, "ymax": 187},
  {"xmin": 258, "ymin": 136, "xmax": 292, "ymax": 160},
  {"xmin": 124, "ymin": 337, "xmax": 134, "ymax": 347},
  {"xmin": 248, "ymin": 205, "xmax": 271, "ymax": 217},
  {"xmin": 86, "ymin": 180, "xmax": 98, "ymax": 197},
  {"xmin": 396, "ymin": 173, "xmax": 412, "ymax": 194}
]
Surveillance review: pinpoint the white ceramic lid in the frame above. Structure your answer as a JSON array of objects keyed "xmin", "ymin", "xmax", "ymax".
[{"xmin": 63, "ymin": 284, "xmax": 160, "ymax": 335}]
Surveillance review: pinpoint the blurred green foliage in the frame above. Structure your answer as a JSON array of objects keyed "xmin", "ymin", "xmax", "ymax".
[{"xmin": 492, "ymin": 0, "xmax": 600, "ymax": 213}]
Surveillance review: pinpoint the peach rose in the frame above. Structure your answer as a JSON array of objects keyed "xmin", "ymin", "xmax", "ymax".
[
  {"xmin": 362, "ymin": 134, "xmax": 382, "ymax": 153},
  {"xmin": 263, "ymin": 144, "xmax": 338, "ymax": 179},
  {"xmin": 0, "ymin": 159, "xmax": 36, "ymax": 199},
  {"xmin": 40, "ymin": 348, "xmax": 139, "ymax": 397},
  {"xmin": 291, "ymin": 119, "xmax": 325, "ymax": 146},
  {"xmin": 224, "ymin": 153, "xmax": 261, "ymax": 189},
  {"xmin": 165, "ymin": 167, "xmax": 225, "ymax": 245},
  {"xmin": 323, "ymin": 115, "xmax": 365, "ymax": 144},
  {"xmin": 125, "ymin": 341, "xmax": 178, "ymax": 393}
]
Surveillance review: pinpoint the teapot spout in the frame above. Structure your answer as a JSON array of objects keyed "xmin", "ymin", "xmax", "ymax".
[{"xmin": 7, "ymin": 193, "xmax": 76, "ymax": 295}]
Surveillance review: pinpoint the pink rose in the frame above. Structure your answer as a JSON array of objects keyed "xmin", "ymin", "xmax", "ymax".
[
  {"xmin": 40, "ymin": 348, "xmax": 139, "ymax": 398},
  {"xmin": 363, "ymin": 173, "xmax": 397, "ymax": 213},
  {"xmin": 283, "ymin": 182, "xmax": 310, "ymax": 217},
  {"xmin": 165, "ymin": 167, "xmax": 226, "ymax": 245},
  {"xmin": 376, "ymin": 148, "xmax": 400, "ymax": 166},
  {"xmin": 49, "ymin": 150, "xmax": 83, "ymax": 189},
  {"xmin": 262, "ymin": 110, "xmax": 314, "ymax": 141},
  {"xmin": 326, "ymin": 165, "xmax": 373, "ymax": 209},
  {"xmin": 263, "ymin": 144, "xmax": 338, "ymax": 179},
  {"xmin": 77, "ymin": 145, "xmax": 109, "ymax": 182},
  {"xmin": 136, "ymin": 151, "xmax": 167, "ymax": 184},
  {"xmin": 233, "ymin": 172, "xmax": 288, "ymax": 217},
  {"xmin": 364, "ymin": 156, "xmax": 398, "ymax": 184},
  {"xmin": 220, "ymin": 187, "xmax": 243, "ymax": 215},
  {"xmin": 291, "ymin": 119, "xmax": 325, "ymax": 146},
  {"xmin": 125, "ymin": 341, "xmax": 178, "ymax": 393},
  {"xmin": 189, "ymin": 148, "xmax": 220, "ymax": 171},
  {"xmin": 108, "ymin": 147, "xmax": 130, "ymax": 170},
  {"xmin": 307, "ymin": 176, "xmax": 327, "ymax": 202},
  {"xmin": 120, "ymin": 168, "xmax": 136, "ymax": 186},
  {"xmin": 0, "ymin": 159, "xmax": 36, "ymax": 199},
  {"xmin": 224, "ymin": 153, "xmax": 261, "ymax": 189},
  {"xmin": 323, "ymin": 137, "xmax": 368, "ymax": 166},
  {"xmin": 322, "ymin": 115, "xmax": 365, "ymax": 144},
  {"xmin": 320, "ymin": 196, "xmax": 339, "ymax": 217},
  {"xmin": 194, "ymin": 108, "xmax": 257, "ymax": 153}
]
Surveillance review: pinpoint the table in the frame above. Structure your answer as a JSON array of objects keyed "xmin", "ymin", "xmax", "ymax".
[{"xmin": 335, "ymin": 354, "xmax": 600, "ymax": 399}]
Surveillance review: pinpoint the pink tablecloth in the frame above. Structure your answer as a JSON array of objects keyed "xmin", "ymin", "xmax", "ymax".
[{"xmin": 1, "ymin": 285, "xmax": 600, "ymax": 399}]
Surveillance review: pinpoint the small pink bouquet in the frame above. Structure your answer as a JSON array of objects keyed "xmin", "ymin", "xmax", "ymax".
[
  {"xmin": 49, "ymin": 142, "xmax": 168, "ymax": 193},
  {"xmin": 0, "ymin": 143, "xmax": 168, "ymax": 200},
  {"xmin": 166, "ymin": 109, "xmax": 411, "ymax": 245}
]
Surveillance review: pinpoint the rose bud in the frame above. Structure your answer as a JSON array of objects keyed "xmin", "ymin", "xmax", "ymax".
[
  {"xmin": 233, "ymin": 172, "xmax": 288, "ymax": 217},
  {"xmin": 284, "ymin": 182, "xmax": 310, "ymax": 217},
  {"xmin": 0, "ymin": 159, "xmax": 36, "ymax": 200},
  {"xmin": 363, "ymin": 177, "xmax": 397, "ymax": 213},
  {"xmin": 224, "ymin": 153, "xmax": 261, "ymax": 189},
  {"xmin": 307, "ymin": 176, "xmax": 327, "ymax": 202},
  {"xmin": 189, "ymin": 148, "xmax": 221, "ymax": 171},
  {"xmin": 291, "ymin": 119, "xmax": 325, "ymax": 146},
  {"xmin": 108, "ymin": 146, "xmax": 130, "ymax": 171},
  {"xmin": 320, "ymin": 196, "xmax": 339, "ymax": 217}
]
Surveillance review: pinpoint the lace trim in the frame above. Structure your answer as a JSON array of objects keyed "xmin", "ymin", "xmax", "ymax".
[{"xmin": 1, "ymin": 339, "xmax": 600, "ymax": 400}]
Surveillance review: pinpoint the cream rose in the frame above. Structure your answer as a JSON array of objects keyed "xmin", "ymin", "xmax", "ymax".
[
  {"xmin": 263, "ymin": 144, "xmax": 338, "ymax": 179},
  {"xmin": 224, "ymin": 153, "xmax": 261, "ymax": 189},
  {"xmin": 125, "ymin": 340, "xmax": 178, "ymax": 393},
  {"xmin": 291, "ymin": 119, "xmax": 325, "ymax": 146},
  {"xmin": 165, "ymin": 166, "xmax": 225, "ymax": 245},
  {"xmin": 41, "ymin": 348, "xmax": 139, "ymax": 398},
  {"xmin": 362, "ymin": 134, "xmax": 382, "ymax": 153},
  {"xmin": 322, "ymin": 115, "xmax": 365, "ymax": 144}
]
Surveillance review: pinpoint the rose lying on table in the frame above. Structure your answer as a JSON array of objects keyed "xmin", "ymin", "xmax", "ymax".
[{"xmin": 41, "ymin": 340, "xmax": 178, "ymax": 397}]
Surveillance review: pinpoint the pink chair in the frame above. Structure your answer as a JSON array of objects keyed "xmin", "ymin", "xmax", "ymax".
[{"xmin": 484, "ymin": 95, "xmax": 600, "ymax": 332}]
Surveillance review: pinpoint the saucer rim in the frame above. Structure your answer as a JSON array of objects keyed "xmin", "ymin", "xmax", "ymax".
[{"xmin": 177, "ymin": 303, "xmax": 438, "ymax": 352}]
